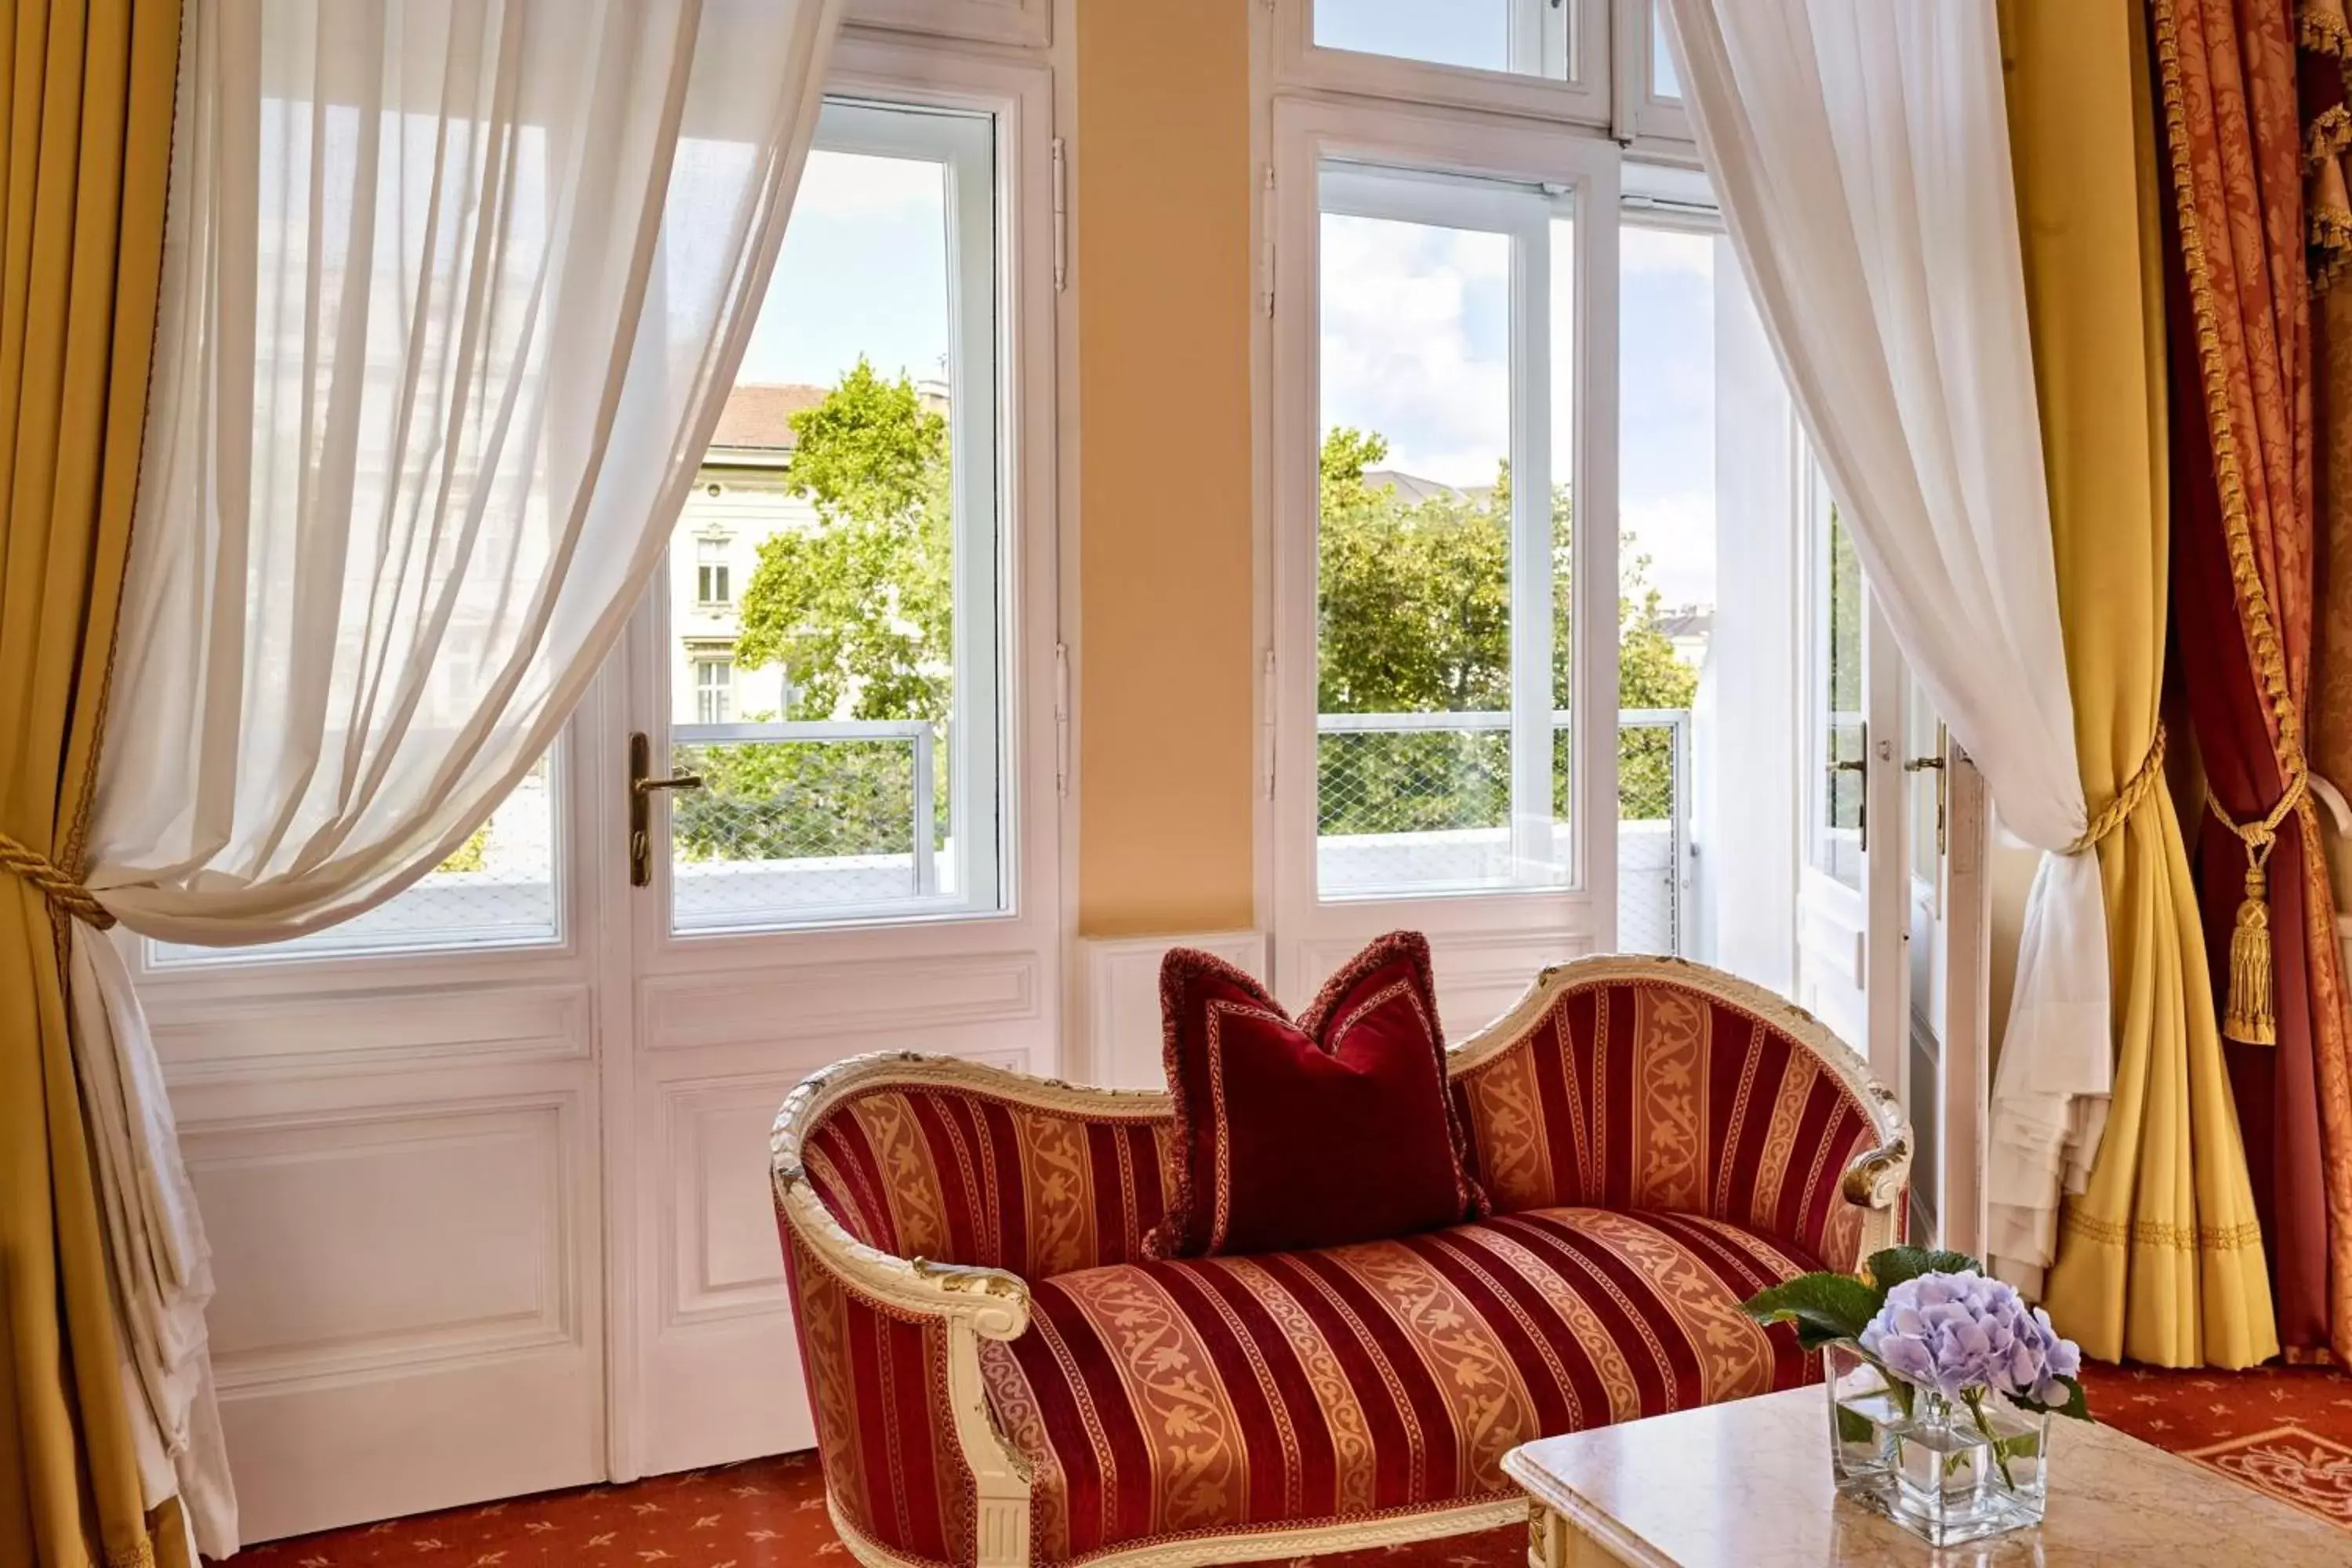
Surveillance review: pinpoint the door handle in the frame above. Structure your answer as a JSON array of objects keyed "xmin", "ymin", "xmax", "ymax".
[
  {"xmin": 633, "ymin": 773, "xmax": 706, "ymax": 797},
  {"xmin": 629, "ymin": 731, "xmax": 704, "ymax": 888}
]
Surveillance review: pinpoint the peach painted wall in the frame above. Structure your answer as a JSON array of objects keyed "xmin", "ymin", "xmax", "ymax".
[{"xmin": 1071, "ymin": 0, "xmax": 1258, "ymax": 937}]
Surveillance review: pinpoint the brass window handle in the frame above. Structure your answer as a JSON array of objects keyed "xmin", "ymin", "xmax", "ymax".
[
  {"xmin": 627, "ymin": 731, "xmax": 704, "ymax": 887},
  {"xmin": 1829, "ymin": 718, "xmax": 1867, "ymax": 852},
  {"xmin": 633, "ymin": 773, "xmax": 705, "ymax": 796},
  {"xmin": 1831, "ymin": 756, "xmax": 1867, "ymax": 852},
  {"xmin": 1905, "ymin": 722, "xmax": 1950, "ymax": 856}
]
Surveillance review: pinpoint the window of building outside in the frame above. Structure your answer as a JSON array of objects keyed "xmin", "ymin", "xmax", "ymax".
[
  {"xmin": 695, "ymin": 657, "xmax": 735, "ymax": 725},
  {"xmin": 696, "ymin": 536, "xmax": 732, "ymax": 606}
]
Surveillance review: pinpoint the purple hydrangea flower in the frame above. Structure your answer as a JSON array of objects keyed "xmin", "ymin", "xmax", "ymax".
[{"xmin": 1859, "ymin": 1270, "xmax": 2082, "ymax": 1404}]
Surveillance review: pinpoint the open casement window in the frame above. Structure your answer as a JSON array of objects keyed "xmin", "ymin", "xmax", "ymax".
[
  {"xmin": 1268, "ymin": 100, "xmax": 1621, "ymax": 1027},
  {"xmin": 1792, "ymin": 459, "xmax": 1990, "ymax": 1251}
]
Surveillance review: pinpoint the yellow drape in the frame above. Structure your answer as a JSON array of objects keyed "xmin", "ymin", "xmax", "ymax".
[
  {"xmin": 0, "ymin": 2, "xmax": 183, "ymax": 1565},
  {"xmin": 2001, "ymin": 0, "xmax": 2276, "ymax": 1366}
]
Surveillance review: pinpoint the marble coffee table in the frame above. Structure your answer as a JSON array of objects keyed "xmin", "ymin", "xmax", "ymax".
[{"xmin": 1503, "ymin": 1385, "xmax": 2347, "ymax": 1566}]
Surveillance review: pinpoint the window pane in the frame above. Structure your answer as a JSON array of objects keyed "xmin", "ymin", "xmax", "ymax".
[
  {"xmin": 1815, "ymin": 499, "xmax": 1864, "ymax": 889},
  {"xmin": 1316, "ymin": 165, "xmax": 1567, "ymax": 898},
  {"xmin": 1651, "ymin": 5, "xmax": 1681, "ymax": 97},
  {"xmin": 1315, "ymin": 0, "xmax": 1570, "ymax": 80},
  {"xmin": 666, "ymin": 101, "xmax": 1000, "ymax": 933},
  {"xmin": 1616, "ymin": 221, "xmax": 1714, "ymax": 953},
  {"xmin": 147, "ymin": 755, "xmax": 561, "ymax": 966}
]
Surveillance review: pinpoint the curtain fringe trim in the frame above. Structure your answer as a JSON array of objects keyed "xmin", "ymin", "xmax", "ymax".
[{"xmin": 2063, "ymin": 1204, "xmax": 2267, "ymax": 1252}]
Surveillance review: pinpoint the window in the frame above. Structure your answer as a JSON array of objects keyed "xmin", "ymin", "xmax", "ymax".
[
  {"xmin": 665, "ymin": 98, "xmax": 1002, "ymax": 932},
  {"xmin": 1313, "ymin": 0, "xmax": 1571, "ymax": 80},
  {"xmin": 1313, "ymin": 161, "xmax": 1575, "ymax": 898},
  {"xmin": 696, "ymin": 536, "xmax": 732, "ymax": 606},
  {"xmin": 695, "ymin": 657, "xmax": 734, "ymax": 724},
  {"xmin": 1809, "ymin": 484, "xmax": 1864, "ymax": 890},
  {"xmin": 1615, "ymin": 209, "xmax": 1715, "ymax": 954},
  {"xmin": 147, "ymin": 753, "xmax": 562, "ymax": 967},
  {"xmin": 1650, "ymin": 5, "xmax": 1680, "ymax": 97}
]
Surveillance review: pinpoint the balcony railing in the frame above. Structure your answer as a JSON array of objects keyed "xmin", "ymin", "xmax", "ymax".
[
  {"xmin": 670, "ymin": 719, "xmax": 946, "ymax": 927},
  {"xmin": 1315, "ymin": 707, "xmax": 1692, "ymax": 953}
]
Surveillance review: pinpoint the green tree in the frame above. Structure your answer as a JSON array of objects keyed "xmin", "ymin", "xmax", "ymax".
[
  {"xmin": 734, "ymin": 358, "xmax": 953, "ymax": 723},
  {"xmin": 678, "ymin": 361, "xmax": 954, "ymax": 864},
  {"xmin": 1313, "ymin": 426, "xmax": 1698, "ymax": 833}
]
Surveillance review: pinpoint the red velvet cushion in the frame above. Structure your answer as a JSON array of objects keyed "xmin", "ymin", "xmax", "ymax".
[{"xmin": 1147, "ymin": 931, "xmax": 1484, "ymax": 1258}]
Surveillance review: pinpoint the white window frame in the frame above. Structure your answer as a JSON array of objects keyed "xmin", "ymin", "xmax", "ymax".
[
  {"xmin": 1615, "ymin": 0, "xmax": 1693, "ymax": 147},
  {"xmin": 850, "ymin": 0, "xmax": 1047, "ymax": 50},
  {"xmin": 1801, "ymin": 455, "xmax": 1863, "ymax": 897},
  {"xmin": 1274, "ymin": 0, "xmax": 1700, "ymax": 154},
  {"xmin": 652, "ymin": 92, "xmax": 1004, "ymax": 935},
  {"xmin": 1266, "ymin": 95, "xmax": 1621, "ymax": 1008},
  {"xmin": 693, "ymin": 655, "xmax": 733, "ymax": 725},
  {"xmin": 694, "ymin": 535, "xmax": 731, "ymax": 608},
  {"xmin": 628, "ymin": 31, "xmax": 1057, "ymax": 949}
]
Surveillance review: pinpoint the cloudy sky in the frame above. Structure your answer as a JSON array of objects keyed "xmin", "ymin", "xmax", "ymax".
[{"xmin": 739, "ymin": 129, "xmax": 1722, "ymax": 614}]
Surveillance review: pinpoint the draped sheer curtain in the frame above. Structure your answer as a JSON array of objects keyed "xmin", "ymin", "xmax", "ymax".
[
  {"xmin": 65, "ymin": 0, "xmax": 844, "ymax": 1555},
  {"xmin": 1657, "ymin": 1, "xmax": 2108, "ymax": 1283}
]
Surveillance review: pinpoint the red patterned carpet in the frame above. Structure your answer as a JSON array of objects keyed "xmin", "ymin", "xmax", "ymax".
[{"xmin": 221, "ymin": 1361, "xmax": 2352, "ymax": 1566}]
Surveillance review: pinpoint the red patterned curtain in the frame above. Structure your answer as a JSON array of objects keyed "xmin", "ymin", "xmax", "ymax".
[{"xmin": 2159, "ymin": 0, "xmax": 2352, "ymax": 1362}]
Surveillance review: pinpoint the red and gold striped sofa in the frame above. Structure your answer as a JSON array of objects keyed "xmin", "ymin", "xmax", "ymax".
[{"xmin": 771, "ymin": 955, "xmax": 1909, "ymax": 1568}]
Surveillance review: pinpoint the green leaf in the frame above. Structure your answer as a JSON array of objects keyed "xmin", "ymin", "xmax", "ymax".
[
  {"xmin": 1834, "ymin": 1403, "xmax": 1878, "ymax": 1446},
  {"xmin": 1741, "ymin": 1272, "xmax": 1880, "ymax": 1349},
  {"xmin": 2008, "ymin": 1374, "xmax": 2092, "ymax": 1422},
  {"xmin": 1864, "ymin": 1246, "xmax": 1980, "ymax": 1293}
]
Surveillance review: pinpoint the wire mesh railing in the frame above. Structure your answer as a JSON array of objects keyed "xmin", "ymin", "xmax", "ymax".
[
  {"xmin": 670, "ymin": 719, "xmax": 947, "ymax": 929},
  {"xmin": 1315, "ymin": 708, "xmax": 1690, "ymax": 953}
]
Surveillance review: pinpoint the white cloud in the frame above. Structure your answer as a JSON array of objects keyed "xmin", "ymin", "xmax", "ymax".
[
  {"xmin": 1620, "ymin": 224, "xmax": 1715, "ymax": 282},
  {"xmin": 1620, "ymin": 492, "xmax": 1715, "ymax": 607},
  {"xmin": 1318, "ymin": 214, "xmax": 1511, "ymax": 487},
  {"xmin": 793, "ymin": 150, "xmax": 943, "ymax": 220}
]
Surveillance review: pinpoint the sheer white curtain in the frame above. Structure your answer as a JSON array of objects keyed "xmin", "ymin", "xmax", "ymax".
[
  {"xmin": 1659, "ymin": 0, "xmax": 2111, "ymax": 1287},
  {"xmin": 67, "ymin": 0, "xmax": 844, "ymax": 1555}
]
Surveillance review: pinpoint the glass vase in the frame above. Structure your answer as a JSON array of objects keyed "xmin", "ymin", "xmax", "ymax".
[
  {"xmin": 1821, "ymin": 1348, "xmax": 2051, "ymax": 1547},
  {"xmin": 1822, "ymin": 1342, "xmax": 1902, "ymax": 1492}
]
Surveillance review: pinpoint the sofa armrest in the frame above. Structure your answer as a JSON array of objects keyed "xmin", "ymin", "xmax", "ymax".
[
  {"xmin": 773, "ymin": 1169, "xmax": 1033, "ymax": 1567},
  {"xmin": 1838, "ymin": 1129, "xmax": 1913, "ymax": 1267}
]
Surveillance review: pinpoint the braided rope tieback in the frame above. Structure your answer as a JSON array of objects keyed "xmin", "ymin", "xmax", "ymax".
[
  {"xmin": 0, "ymin": 827, "xmax": 116, "ymax": 930},
  {"xmin": 2066, "ymin": 720, "xmax": 2168, "ymax": 856}
]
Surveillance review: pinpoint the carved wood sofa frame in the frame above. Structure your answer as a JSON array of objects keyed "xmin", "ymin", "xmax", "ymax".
[{"xmin": 770, "ymin": 954, "xmax": 1911, "ymax": 1568}]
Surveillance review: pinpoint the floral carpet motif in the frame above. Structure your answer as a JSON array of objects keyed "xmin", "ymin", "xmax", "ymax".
[
  {"xmin": 2080, "ymin": 1359, "xmax": 2352, "ymax": 1531},
  {"xmin": 220, "ymin": 1361, "xmax": 2352, "ymax": 1566}
]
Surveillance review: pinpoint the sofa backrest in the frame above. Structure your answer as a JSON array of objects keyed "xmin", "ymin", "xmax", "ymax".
[
  {"xmin": 800, "ymin": 1082, "xmax": 1174, "ymax": 1279},
  {"xmin": 790, "ymin": 963, "xmax": 1894, "ymax": 1283},
  {"xmin": 1448, "ymin": 970, "xmax": 1885, "ymax": 1269}
]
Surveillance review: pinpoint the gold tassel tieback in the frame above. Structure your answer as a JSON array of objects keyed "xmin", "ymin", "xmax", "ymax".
[
  {"xmin": 0, "ymin": 826, "xmax": 114, "ymax": 929},
  {"xmin": 2208, "ymin": 767, "xmax": 2307, "ymax": 1047}
]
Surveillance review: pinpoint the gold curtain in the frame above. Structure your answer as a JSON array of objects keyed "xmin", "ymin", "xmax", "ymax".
[
  {"xmin": 2002, "ymin": 0, "xmax": 2278, "ymax": 1366},
  {"xmin": 0, "ymin": 2, "xmax": 183, "ymax": 1565}
]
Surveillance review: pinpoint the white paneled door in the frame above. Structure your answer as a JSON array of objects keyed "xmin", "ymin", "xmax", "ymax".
[{"xmin": 132, "ymin": 42, "xmax": 1062, "ymax": 1542}]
